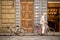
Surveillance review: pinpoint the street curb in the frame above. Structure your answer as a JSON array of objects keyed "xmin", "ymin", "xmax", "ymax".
[{"xmin": 0, "ymin": 32, "xmax": 60, "ymax": 36}]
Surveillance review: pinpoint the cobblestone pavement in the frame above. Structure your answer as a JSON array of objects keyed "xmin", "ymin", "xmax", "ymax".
[{"xmin": 0, "ymin": 36, "xmax": 60, "ymax": 40}]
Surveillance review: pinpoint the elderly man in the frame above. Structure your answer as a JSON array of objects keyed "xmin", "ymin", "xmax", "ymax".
[{"xmin": 40, "ymin": 13, "xmax": 48, "ymax": 35}]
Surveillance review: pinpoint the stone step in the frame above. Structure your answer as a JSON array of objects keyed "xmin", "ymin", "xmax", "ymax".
[{"xmin": 0, "ymin": 32, "xmax": 60, "ymax": 36}]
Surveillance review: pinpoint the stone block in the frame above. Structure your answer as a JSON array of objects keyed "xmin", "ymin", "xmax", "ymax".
[
  {"xmin": 0, "ymin": 15, "xmax": 1, "ymax": 17},
  {"xmin": 2, "ymin": 6, "xmax": 14, "ymax": 9},
  {"xmin": 0, "ymin": 27, "xmax": 10, "ymax": 33},
  {"xmin": 2, "ymin": 1, "xmax": 14, "ymax": 5},
  {"xmin": 8, "ymin": 19, "xmax": 15, "ymax": 23},
  {"xmin": 0, "ymin": 23, "xmax": 1, "ymax": 27},
  {"xmin": 0, "ymin": 24, "xmax": 15, "ymax": 33},
  {"xmin": 2, "ymin": 19, "xmax": 8, "ymax": 23},
  {"xmin": 2, "ymin": 19, "xmax": 15, "ymax": 23},
  {"xmin": 2, "ymin": 14, "xmax": 15, "ymax": 18},
  {"xmin": 1, "ymin": 24, "xmax": 15, "ymax": 28},
  {"xmin": 0, "ymin": 19, "xmax": 1, "ymax": 27},
  {"xmin": 2, "ymin": 9, "xmax": 15, "ymax": 13}
]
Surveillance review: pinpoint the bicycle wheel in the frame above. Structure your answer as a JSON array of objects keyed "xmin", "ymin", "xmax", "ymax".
[
  {"xmin": 19, "ymin": 28, "xmax": 26, "ymax": 36},
  {"xmin": 48, "ymin": 27, "xmax": 55, "ymax": 35}
]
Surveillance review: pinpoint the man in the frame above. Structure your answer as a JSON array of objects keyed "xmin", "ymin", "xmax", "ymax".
[{"xmin": 40, "ymin": 13, "xmax": 48, "ymax": 35}]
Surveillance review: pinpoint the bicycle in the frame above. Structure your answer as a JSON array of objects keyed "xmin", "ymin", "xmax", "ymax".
[
  {"xmin": 8, "ymin": 26, "xmax": 26, "ymax": 36},
  {"xmin": 47, "ymin": 26, "xmax": 55, "ymax": 35}
]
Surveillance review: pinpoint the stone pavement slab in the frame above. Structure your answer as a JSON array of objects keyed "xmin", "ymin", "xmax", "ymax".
[{"xmin": 0, "ymin": 36, "xmax": 60, "ymax": 40}]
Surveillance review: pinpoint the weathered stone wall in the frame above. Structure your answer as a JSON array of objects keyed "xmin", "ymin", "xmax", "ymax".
[
  {"xmin": 0, "ymin": 0, "xmax": 15, "ymax": 33},
  {"xmin": 0, "ymin": 0, "xmax": 1, "ymax": 25}
]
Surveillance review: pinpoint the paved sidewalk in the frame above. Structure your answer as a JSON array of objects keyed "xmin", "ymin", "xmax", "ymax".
[{"xmin": 0, "ymin": 36, "xmax": 60, "ymax": 40}]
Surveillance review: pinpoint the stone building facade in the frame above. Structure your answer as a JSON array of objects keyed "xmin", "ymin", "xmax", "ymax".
[{"xmin": 0, "ymin": 0, "xmax": 60, "ymax": 33}]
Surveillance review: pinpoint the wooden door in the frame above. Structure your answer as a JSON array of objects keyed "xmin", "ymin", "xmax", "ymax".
[{"xmin": 20, "ymin": 2, "xmax": 34, "ymax": 33}]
